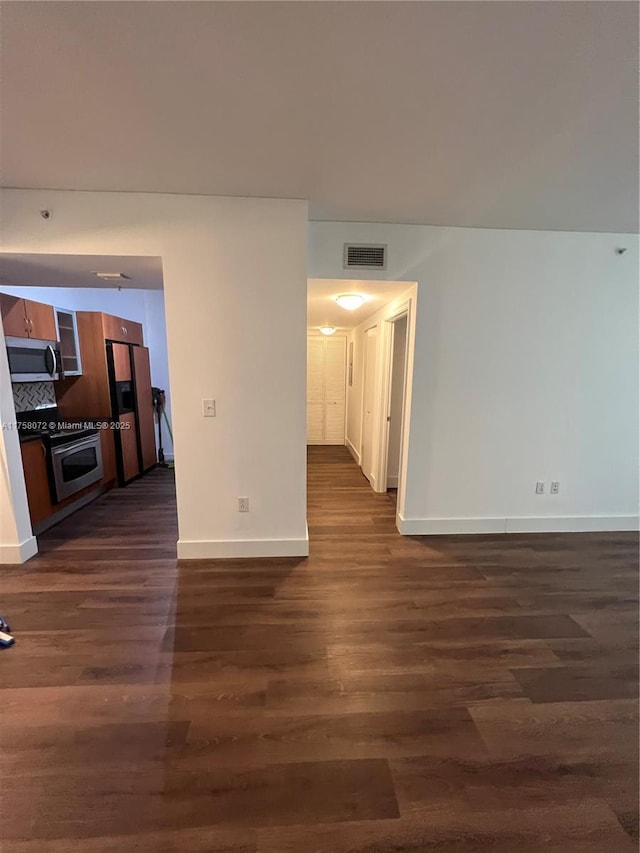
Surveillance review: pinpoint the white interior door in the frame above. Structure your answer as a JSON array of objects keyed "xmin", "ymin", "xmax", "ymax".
[
  {"xmin": 324, "ymin": 336, "xmax": 346, "ymax": 444},
  {"xmin": 361, "ymin": 326, "xmax": 377, "ymax": 481},
  {"xmin": 307, "ymin": 334, "xmax": 346, "ymax": 444},
  {"xmin": 306, "ymin": 337, "xmax": 324, "ymax": 443}
]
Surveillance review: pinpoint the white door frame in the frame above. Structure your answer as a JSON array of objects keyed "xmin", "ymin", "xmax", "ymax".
[
  {"xmin": 364, "ymin": 284, "xmax": 417, "ymax": 532},
  {"xmin": 379, "ymin": 310, "xmax": 409, "ymax": 494},
  {"xmin": 359, "ymin": 324, "xmax": 378, "ymax": 483}
]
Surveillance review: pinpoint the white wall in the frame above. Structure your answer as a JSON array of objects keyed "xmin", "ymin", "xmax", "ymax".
[
  {"xmin": 0, "ymin": 285, "xmax": 174, "ymax": 459},
  {"xmin": 0, "ymin": 190, "xmax": 308, "ymax": 560},
  {"xmin": 311, "ymin": 222, "xmax": 639, "ymax": 533}
]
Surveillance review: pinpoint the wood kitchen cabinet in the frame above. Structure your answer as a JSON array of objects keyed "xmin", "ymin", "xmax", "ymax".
[
  {"xmin": 111, "ymin": 342, "xmax": 132, "ymax": 382},
  {"xmin": 0, "ymin": 295, "xmax": 28, "ymax": 337},
  {"xmin": 132, "ymin": 346, "xmax": 157, "ymax": 472},
  {"xmin": 20, "ymin": 436, "xmax": 115, "ymax": 532},
  {"xmin": 56, "ymin": 311, "xmax": 157, "ymax": 486},
  {"xmin": 57, "ymin": 313, "xmax": 144, "ymax": 419},
  {"xmin": 20, "ymin": 439, "xmax": 53, "ymax": 527},
  {"xmin": 55, "ymin": 308, "xmax": 82, "ymax": 376},
  {"xmin": 118, "ymin": 413, "xmax": 140, "ymax": 482},
  {"xmin": 100, "ymin": 429, "xmax": 117, "ymax": 486},
  {"xmin": 102, "ymin": 314, "xmax": 143, "ymax": 346},
  {"xmin": 1, "ymin": 294, "xmax": 57, "ymax": 340},
  {"xmin": 56, "ymin": 313, "xmax": 112, "ymax": 419}
]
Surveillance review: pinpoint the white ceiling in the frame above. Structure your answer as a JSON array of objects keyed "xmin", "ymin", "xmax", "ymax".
[
  {"xmin": 308, "ymin": 278, "xmax": 411, "ymax": 330},
  {"xmin": 1, "ymin": 2, "xmax": 637, "ymax": 233},
  {"xmin": 0, "ymin": 254, "xmax": 164, "ymax": 290}
]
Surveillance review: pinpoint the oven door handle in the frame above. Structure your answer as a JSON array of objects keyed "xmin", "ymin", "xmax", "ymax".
[{"xmin": 51, "ymin": 437, "xmax": 99, "ymax": 457}]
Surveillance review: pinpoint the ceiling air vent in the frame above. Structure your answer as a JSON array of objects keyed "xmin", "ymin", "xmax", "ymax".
[{"xmin": 343, "ymin": 243, "xmax": 387, "ymax": 271}]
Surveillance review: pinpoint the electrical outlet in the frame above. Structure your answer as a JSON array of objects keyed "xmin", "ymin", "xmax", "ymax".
[
  {"xmin": 535, "ymin": 481, "xmax": 545, "ymax": 495},
  {"xmin": 550, "ymin": 481, "xmax": 560, "ymax": 494},
  {"xmin": 202, "ymin": 399, "xmax": 216, "ymax": 417},
  {"xmin": 238, "ymin": 497, "xmax": 249, "ymax": 513}
]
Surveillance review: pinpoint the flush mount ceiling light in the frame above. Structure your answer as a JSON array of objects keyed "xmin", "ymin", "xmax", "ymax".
[
  {"xmin": 93, "ymin": 272, "xmax": 130, "ymax": 281},
  {"xmin": 319, "ymin": 326, "xmax": 337, "ymax": 336},
  {"xmin": 335, "ymin": 293, "xmax": 365, "ymax": 311}
]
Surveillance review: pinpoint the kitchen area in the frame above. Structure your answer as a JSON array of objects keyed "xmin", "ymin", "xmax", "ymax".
[{"xmin": 0, "ymin": 256, "xmax": 171, "ymax": 538}]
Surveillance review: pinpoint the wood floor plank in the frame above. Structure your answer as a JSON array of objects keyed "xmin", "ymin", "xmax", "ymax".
[
  {"xmin": 1, "ymin": 448, "xmax": 637, "ymax": 849},
  {"xmin": 5, "ymin": 759, "xmax": 399, "ymax": 840}
]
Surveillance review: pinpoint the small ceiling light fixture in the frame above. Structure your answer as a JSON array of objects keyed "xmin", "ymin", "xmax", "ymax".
[
  {"xmin": 319, "ymin": 326, "xmax": 337, "ymax": 336},
  {"xmin": 93, "ymin": 272, "xmax": 131, "ymax": 291},
  {"xmin": 94, "ymin": 272, "xmax": 129, "ymax": 281},
  {"xmin": 93, "ymin": 272, "xmax": 131, "ymax": 281},
  {"xmin": 335, "ymin": 293, "xmax": 365, "ymax": 311}
]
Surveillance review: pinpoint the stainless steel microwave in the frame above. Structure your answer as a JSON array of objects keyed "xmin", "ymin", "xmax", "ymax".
[{"xmin": 6, "ymin": 336, "xmax": 62, "ymax": 382}]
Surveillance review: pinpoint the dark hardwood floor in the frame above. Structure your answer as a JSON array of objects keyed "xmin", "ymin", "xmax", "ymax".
[{"xmin": 1, "ymin": 446, "xmax": 638, "ymax": 851}]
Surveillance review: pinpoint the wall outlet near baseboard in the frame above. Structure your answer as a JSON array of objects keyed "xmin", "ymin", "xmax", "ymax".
[
  {"xmin": 535, "ymin": 481, "xmax": 545, "ymax": 494},
  {"xmin": 238, "ymin": 497, "xmax": 249, "ymax": 513},
  {"xmin": 550, "ymin": 481, "xmax": 560, "ymax": 494}
]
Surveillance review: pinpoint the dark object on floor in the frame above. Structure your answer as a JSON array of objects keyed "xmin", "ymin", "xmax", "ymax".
[
  {"xmin": 0, "ymin": 615, "xmax": 15, "ymax": 647},
  {"xmin": 0, "ymin": 632, "xmax": 15, "ymax": 647}
]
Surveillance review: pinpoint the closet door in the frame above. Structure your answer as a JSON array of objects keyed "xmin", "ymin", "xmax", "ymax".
[
  {"xmin": 306, "ymin": 337, "xmax": 324, "ymax": 443},
  {"xmin": 306, "ymin": 335, "xmax": 347, "ymax": 445},
  {"xmin": 324, "ymin": 336, "xmax": 347, "ymax": 444}
]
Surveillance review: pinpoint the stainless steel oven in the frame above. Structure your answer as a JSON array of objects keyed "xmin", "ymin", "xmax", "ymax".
[
  {"xmin": 7, "ymin": 336, "xmax": 61, "ymax": 382},
  {"xmin": 50, "ymin": 432, "xmax": 103, "ymax": 503}
]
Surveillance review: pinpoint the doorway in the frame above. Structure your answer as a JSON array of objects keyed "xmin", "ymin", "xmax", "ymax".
[{"xmin": 306, "ymin": 277, "xmax": 418, "ymax": 535}]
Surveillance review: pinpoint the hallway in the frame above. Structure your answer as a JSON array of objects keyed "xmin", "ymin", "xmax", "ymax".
[{"xmin": 0, "ymin": 450, "xmax": 638, "ymax": 851}]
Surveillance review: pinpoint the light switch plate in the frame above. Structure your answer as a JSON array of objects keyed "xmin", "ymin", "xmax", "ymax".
[{"xmin": 202, "ymin": 399, "xmax": 216, "ymax": 417}]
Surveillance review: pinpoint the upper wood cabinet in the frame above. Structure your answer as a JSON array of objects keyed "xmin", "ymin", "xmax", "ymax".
[
  {"xmin": 56, "ymin": 313, "xmax": 112, "ymax": 419},
  {"xmin": 0, "ymin": 294, "xmax": 28, "ymax": 337},
  {"xmin": 1, "ymin": 294, "xmax": 57, "ymax": 340},
  {"xmin": 27, "ymin": 300, "xmax": 58, "ymax": 340},
  {"xmin": 55, "ymin": 308, "xmax": 82, "ymax": 376},
  {"xmin": 102, "ymin": 314, "xmax": 143, "ymax": 346},
  {"xmin": 57, "ymin": 311, "xmax": 147, "ymax": 421}
]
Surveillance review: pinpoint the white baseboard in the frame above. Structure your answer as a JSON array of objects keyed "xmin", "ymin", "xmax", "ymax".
[
  {"xmin": 387, "ymin": 475, "xmax": 399, "ymax": 488},
  {"xmin": 505, "ymin": 515, "xmax": 639, "ymax": 533},
  {"xmin": 0, "ymin": 535, "xmax": 38, "ymax": 564},
  {"xmin": 345, "ymin": 437, "xmax": 360, "ymax": 465},
  {"xmin": 308, "ymin": 440, "xmax": 344, "ymax": 446},
  {"xmin": 397, "ymin": 515, "xmax": 506, "ymax": 535},
  {"xmin": 397, "ymin": 514, "xmax": 640, "ymax": 536},
  {"xmin": 177, "ymin": 534, "xmax": 309, "ymax": 560}
]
